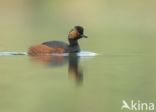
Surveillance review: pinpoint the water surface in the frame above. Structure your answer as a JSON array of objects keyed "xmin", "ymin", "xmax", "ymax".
[{"xmin": 0, "ymin": 0, "xmax": 156, "ymax": 112}]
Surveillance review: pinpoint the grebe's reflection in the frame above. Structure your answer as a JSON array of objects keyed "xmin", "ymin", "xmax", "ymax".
[
  {"xmin": 29, "ymin": 53, "xmax": 83, "ymax": 85},
  {"xmin": 68, "ymin": 54, "xmax": 83, "ymax": 85}
]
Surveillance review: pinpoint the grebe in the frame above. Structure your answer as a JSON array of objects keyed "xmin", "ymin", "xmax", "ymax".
[{"xmin": 28, "ymin": 26, "xmax": 88, "ymax": 55}]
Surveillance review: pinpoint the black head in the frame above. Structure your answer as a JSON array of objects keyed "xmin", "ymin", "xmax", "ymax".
[{"xmin": 68, "ymin": 26, "xmax": 88, "ymax": 40}]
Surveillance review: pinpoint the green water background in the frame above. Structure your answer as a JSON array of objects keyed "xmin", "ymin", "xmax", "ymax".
[{"xmin": 0, "ymin": 0, "xmax": 156, "ymax": 112}]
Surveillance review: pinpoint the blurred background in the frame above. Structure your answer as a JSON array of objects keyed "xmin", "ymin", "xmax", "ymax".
[{"xmin": 0, "ymin": 0, "xmax": 156, "ymax": 112}]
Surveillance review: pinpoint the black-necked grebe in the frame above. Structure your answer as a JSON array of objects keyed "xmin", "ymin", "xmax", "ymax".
[{"xmin": 28, "ymin": 26, "xmax": 88, "ymax": 55}]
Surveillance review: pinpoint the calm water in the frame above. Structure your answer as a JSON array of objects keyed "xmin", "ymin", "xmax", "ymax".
[{"xmin": 0, "ymin": 0, "xmax": 156, "ymax": 112}]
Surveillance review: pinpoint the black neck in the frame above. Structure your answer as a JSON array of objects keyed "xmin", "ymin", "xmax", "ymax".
[
  {"xmin": 69, "ymin": 39, "xmax": 78, "ymax": 46},
  {"xmin": 68, "ymin": 39, "xmax": 80, "ymax": 53}
]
